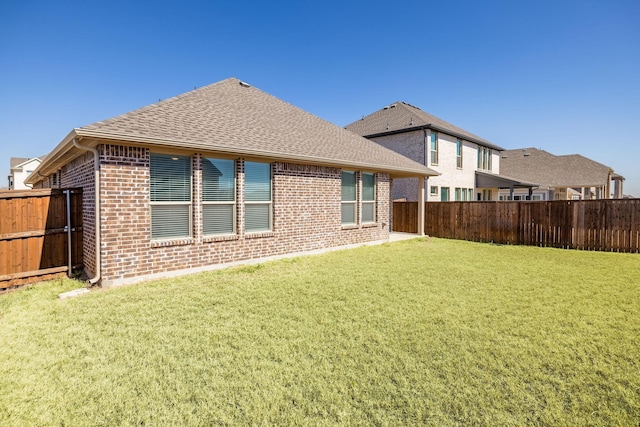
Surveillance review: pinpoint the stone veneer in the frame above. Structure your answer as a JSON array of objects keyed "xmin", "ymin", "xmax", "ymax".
[{"xmin": 46, "ymin": 143, "xmax": 391, "ymax": 286}]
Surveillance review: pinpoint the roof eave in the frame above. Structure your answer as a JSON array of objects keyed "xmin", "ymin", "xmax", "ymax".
[
  {"xmin": 27, "ymin": 128, "xmax": 439, "ymax": 184},
  {"xmin": 360, "ymin": 124, "xmax": 504, "ymax": 151},
  {"xmin": 25, "ymin": 130, "xmax": 79, "ymax": 185}
]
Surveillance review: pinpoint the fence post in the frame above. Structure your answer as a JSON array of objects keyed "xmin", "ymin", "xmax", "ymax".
[
  {"xmin": 418, "ymin": 177, "xmax": 425, "ymax": 236},
  {"xmin": 65, "ymin": 189, "xmax": 72, "ymax": 277}
]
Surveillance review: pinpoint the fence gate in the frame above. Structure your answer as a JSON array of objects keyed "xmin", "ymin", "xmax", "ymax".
[{"xmin": 0, "ymin": 188, "xmax": 83, "ymax": 291}]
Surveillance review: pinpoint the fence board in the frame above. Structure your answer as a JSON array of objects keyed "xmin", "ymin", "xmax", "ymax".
[
  {"xmin": 0, "ymin": 188, "xmax": 83, "ymax": 290},
  {"xmin": 393, "ymin": 199, "xmax": 640, "ymax": 253}
]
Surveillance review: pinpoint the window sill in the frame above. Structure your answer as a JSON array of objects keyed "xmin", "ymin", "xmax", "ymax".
[
  {"xmin": 203, "ymin": 234, "xmax": 239, "ymax": 243},
  {"xmin": 151, "ymin": 238, "xmax": 194, "ymax": 248},
  {"xmin": 341, "ymin": 224, "xmax": 359, "ymax": 230},
  {"xmin": 244, "ymin": 231, "xmax": 275, "ymax": 239},
  {"xmin": 362, "ymin": 222, "xmax": 378, "ymax": 228}
]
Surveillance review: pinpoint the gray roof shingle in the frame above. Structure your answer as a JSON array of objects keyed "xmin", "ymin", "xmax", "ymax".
[
  {"xmin": 500, "ymin": 148, "xmax": 615, "ymax": 188},
  {"xmin": 10, "ymin": 157, "xmax": 30, "ymax": 168},
  {"xmin": 345, "ymin": 101, "xmax": 503, "ymax": 150},
  {"xmin": 75, "ymin": 78, "xmax": 437, "ymax": 176}
]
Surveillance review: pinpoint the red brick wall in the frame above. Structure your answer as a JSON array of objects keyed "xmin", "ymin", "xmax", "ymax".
[
  {"xmin": 48, "ymin": 143, "xmax": 392, "ymax": 285},
  {"xmin": 60, "ymin": 151, "xmax": 97, "ymax": 276}
]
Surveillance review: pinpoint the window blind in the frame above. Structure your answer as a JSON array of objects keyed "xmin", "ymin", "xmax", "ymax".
[
  {"xmin": 202, "ymin": 158, "xmax": 235, "ymax": 202},
  {"xmin": 150, "ymin": 154, "xmax": 191, "ymax": 240},
  {"xmin": 245, "ymin": 161, "xmax": 271, "ymax": 202},
  {"xmin": 202, "ymin": 158, "xmax": 236, "ymax": 235},
  {"xmin": 244, "ymin": 161, "xmax": 272, "ymax": 232},
  {"xmin": 151, "ymin": 204, "xmax": 191, "ymax": 240},
  {"xmin": 362, "ymin": 172, "xmax": 375, "ymax": 223},
  {"xmin": 203, "ymin": 204, "xmax": 234, "ymax": 235},
  {"xmin": 150, "ymin": 154, "xmax": 191, "ymax": 202},
  {"xmin": 341, "ymin": 171, "xmax": 356, "ymax": 224}
]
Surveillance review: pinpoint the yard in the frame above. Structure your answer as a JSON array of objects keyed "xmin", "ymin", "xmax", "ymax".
[{"xmin": 1, "ymin": 238, "xmax": 638, "ymax": 426}]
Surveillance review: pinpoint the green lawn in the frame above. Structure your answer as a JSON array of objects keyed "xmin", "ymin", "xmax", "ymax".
[{"xmin": 1, "ymin": 238, "xmax": 639, "ymax": 426}]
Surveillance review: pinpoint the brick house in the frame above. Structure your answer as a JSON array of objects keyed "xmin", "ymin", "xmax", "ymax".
[
  {"xmin": 345, "ymin": 102, "xmax": 535, "ymax": 201},
  {"xmin": 26, "ymin": 78, "xmax": 437, "ymax": 286}
]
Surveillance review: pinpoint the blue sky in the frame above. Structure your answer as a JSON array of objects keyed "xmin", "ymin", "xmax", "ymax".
[{"xmin": 2, "ymin": 0, "xmax": 639, "ymax": 195}]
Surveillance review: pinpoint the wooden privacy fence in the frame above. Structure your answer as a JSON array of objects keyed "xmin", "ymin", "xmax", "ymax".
[
  {"xmin": 0, "ymin": 188, "xmax": 83, "ymax": 290},
  {"xmin": 393, "ymin": 199, "xmax": 640, "ymax": 253}
]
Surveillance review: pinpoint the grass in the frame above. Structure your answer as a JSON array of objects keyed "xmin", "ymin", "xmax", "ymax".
[{"xmin": 0, "ymin": 238, "xmax": 639, "ymax": 426}]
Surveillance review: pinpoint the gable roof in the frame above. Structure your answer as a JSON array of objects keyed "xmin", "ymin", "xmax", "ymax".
[
  {"xmin": 345, "ymin": 101, "xmax": 504, "ymax": 150},
  {"xmin": 10, "ymin": 156, "xmax": 43, "ymax": 170},
  {"xmin": 29, "ymin": 78, "xmax": 437, "ymax": 182},
  {"xmin": 500, "ymin": 148, "xmax": 616, "ymax": 189},
  {"xmin": 10, "ymin": 157, "xmax": 29, "ymax": 168}
]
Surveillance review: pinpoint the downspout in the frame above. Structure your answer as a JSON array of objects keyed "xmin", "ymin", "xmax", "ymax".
[
  {"xmin": 423, "ymin": 129, "xmax": 428, "ymax": 167},
  {"xmin": 73, "ymin": 138, "xmax": 101, "ymax": 285}
]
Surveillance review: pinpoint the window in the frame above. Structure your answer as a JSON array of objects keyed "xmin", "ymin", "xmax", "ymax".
[
  {"xmin": 202, "ymin": 158, "xmax": 235, "ymax": 235},
  {"xmin": 455, "ymin": 187, "xmax": 462, "ymax": 201},
  {"xmin": 456, "ymin": 139, "xmax": 463, "ymax": 169},
  {"xmin": 362, "ymin": 172, "xmax": 376, "ymax": 223},
  {"xmin": 430, "ymin": 186, "xmax": 438, "ymax": 196},
  {"xmin": 481, "ymin": 189, "xmax": 493, "ymax": 201},
  {"xmin": 244, "ymin": 161, "xmax": 272, "ymax": 232},
  {"xmin": 430, "ymin": 132, "xmax": 438, "ymax": 165},
  {"xmin": 468, "ymin": 188, "xmax": 474, "ymax": 201},
  {"xmin": 150, "ymin": 153, "xmax": 191, "ymax": 240},
  {"xmin": 477, "ymin": 146, "xmax": 492, "ymax": 171},
  {"xmin": 341, "ymin": 171, "xmax": 357, "ymax": 224},
  {"xmin": 441, "ymin": 187, "xmax": 450, "ymax": 202}
]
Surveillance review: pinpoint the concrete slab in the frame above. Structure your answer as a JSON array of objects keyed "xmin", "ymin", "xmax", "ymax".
[{"xmin": 58, "ymin": 288, "xmax": 90, "ymax": 300}]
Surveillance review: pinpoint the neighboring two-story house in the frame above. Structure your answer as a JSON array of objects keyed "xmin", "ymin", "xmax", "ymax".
[
  {"xmin": 345, "ymin": 102, "xmax": 534, "ymax": 201},
  {"xmin": 499, "ymin": 148, "xmax": 625, "ymax": 200},
  {"xmin": 8, "ymin": 156, "xmax": 43, "ymax": 190}
]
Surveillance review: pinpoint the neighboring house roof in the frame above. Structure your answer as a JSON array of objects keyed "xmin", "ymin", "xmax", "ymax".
[
  {"xmin": 10, "ymin": 157, "xmax": 30, "ymax": 169},
  {"xmin": 475, "ymin": 171, "xmax": 538, "ymax": 189},
  {"xmin": 10, "ymin": 156, "xmax": 44, "ymax": 170},
  {"xmin": 28, "ymin": 78, "xmax": 437, "ymax": 184},
  {"xmin": 500, "ymin": 148, "xmax": 617, "ymax": 189},
  {"xmin": 345, "ymin": 101, "xmax": 504, "ymax": 150}
]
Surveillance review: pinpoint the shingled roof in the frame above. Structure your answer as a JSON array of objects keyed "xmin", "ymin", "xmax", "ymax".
[
  {"xmin": 345, "ymin": 101, "xmax": 503, "ymax": 150},
  {"xmin": 500, "ymin": 148, "xmax": 616, "ymax": 189},
  {"xmin": 30, "ymin": 78, "xmax": 437, "ymax": 181},
  {"xmin": 10, "ymin": 157, "xmax": 30, "ymax": 168}
]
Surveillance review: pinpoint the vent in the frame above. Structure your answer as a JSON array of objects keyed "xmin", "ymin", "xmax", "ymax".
[{"xmin": 239, "ymin": 81, "xmax": 251, "ymax": 88}]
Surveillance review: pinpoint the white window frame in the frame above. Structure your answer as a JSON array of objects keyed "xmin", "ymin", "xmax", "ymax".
[
  {"xmin": 361, "ymin": 172, "xmax": 376, "ymax": 223},
  {"xmin": 477, "ymin": 146, "xmax": 492, "ymax": 171},
  {"xmin": 456, "ymin": 139, "xmax": 463, "ymax": 169},
  {"xmin": 430, "ymin": 132, "xmax": 439, "ymax": 165},
  {"xmin": 441, "ymin": 187, "xmax": 450, "ymax": 202},
  {"xmin": 150, "ymin": 153, "xmax": 192, "ymax": 240},
  {"xmin": 244, "ymin": 161, "xmax": 273, "ymax": 233},
  {"xmin": 202, "ymin": 157, "xmax": 236, "ymax": 236},
  {"xmin": 341, "ymin": 170, "xmax": 357, "ymax": 225}
]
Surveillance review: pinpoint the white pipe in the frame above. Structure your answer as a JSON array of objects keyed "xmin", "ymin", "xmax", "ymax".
[{"xmin": 72, "ymin": 138, "xmax": 101, "ymax": 285}]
